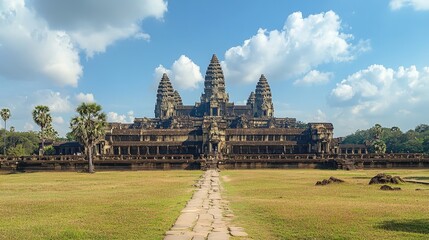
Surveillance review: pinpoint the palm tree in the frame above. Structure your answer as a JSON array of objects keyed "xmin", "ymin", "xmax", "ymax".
[
  {"xmin": 70, "ymin": 103, "xmax": 107, "ymax": 173},
  {"xmin": 372, "ymin": 124, "xmax": 386, "ymax": 154},
  {"xmin": 32, "ymin": 105, "xmax": 56, "ymax": 155},
  {"xmin": 1, "ymin": 108, "xmax": 11, "ymax": 155}
]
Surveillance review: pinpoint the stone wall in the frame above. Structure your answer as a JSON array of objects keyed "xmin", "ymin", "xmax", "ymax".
[{"xmin": 1, "ymin": 153, "xmax": 429, "ymax": 172}]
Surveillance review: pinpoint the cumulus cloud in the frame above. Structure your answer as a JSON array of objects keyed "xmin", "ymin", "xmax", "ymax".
[
  {"xmin": 155, "ymin": 65, "xmax": 172, "ymax": 79},
  {"xmin": 222, "ymin": 11, "xmax": 366, "ymax": 83},
  {"xmin": 32, "ymin": 90, "xmax": 73, "ymax": 113},
  {"xmin": 30, "ymin": 0, "xmax": 168, "ymax": 57},
  {"xmin": 52, "ymin": 116, "xmax": 65, "ymax": 124},
  {"xmin": 0, "ymin": 0, "xmax": 82, "ymax": 86},
  {"xmin": 310, "ymin": 109, "xmax": 328, "ymax": 122},
  {"xmin": 294, "ymin": 70, "xmax": 333, "ymax": 86},
  {"xmin": 154, "ymin": 55, "xmax": 204, "ymax": 90},
  {"xmin": 329, "ymin": 65, "xmax": 429, "ymax": 133},
  {"xmin": 389, "ymin": 0, "xmax": 429, "ymax": 10},
  {"xmin": 0, "ymin": 0, "xmax": 167, "ymax": 86},
  {"xmin": 75, "ymin": 92, "xmax": 95, "ymax": 103},
  {"xmin": 107, "ymin": 111, "xmax": 135, "ymax": 123},
  {"xmin": 127, "ymin": 111, "xmax": 135, "ymax": 122}
]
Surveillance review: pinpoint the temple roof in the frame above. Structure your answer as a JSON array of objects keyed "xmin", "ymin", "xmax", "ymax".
[
  {"xmin": 256, "ymin": 74, "xmax": 272, "ymax": 97},
  {"xmin": 247, "ymin": 91, "xmax": 255, "ymax": 105},
  {"xmin": 201, "ymin": 54, "xmax": 228, "ymax": 103},
  {"xmin": 157, "ymin": 73, "xmax": 174, "ymax": 94},
  {"xmin": 173, "ymin": 90, "xmax": 183, "ymax": 106}
]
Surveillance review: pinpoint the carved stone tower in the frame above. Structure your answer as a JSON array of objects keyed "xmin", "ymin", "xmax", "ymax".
[
  {"xmin": 246, "ymin": 91, "xmax": 256, "ymax": 115},
  {"xmin": 155, "ymin": 73, "xmax": 176, "ymax": 118},
  {"xmin": 254, "ymin": 74, "xmax": 274, "ymax": 118},
  {"xmin": 200, "ymin": 54, "xmax": 229, "ymax": 116},
  {"xmin": 173, "ymin": 90, "xmax": 183, "ymax": 106}
]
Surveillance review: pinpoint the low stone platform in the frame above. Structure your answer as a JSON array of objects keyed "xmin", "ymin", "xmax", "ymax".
[{"xmin": 164, "ymin": 170, "xmax": 248, "ymax": 240}]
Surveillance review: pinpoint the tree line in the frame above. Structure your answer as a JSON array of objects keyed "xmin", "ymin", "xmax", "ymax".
[
  {"xmin": 342, "ymin": 124, "xmax": 429, "ymax": 154},
  {"xmin": 1, "ymin": 103, "xmax": 106, "ymax": 173}
]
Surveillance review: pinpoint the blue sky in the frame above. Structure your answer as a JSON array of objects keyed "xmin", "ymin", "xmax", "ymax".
[{"xmin": 1, "ymin": 0, "xmax": 429, "ymax": 137}]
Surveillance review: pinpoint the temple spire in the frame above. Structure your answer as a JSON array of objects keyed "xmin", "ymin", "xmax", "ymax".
[
  {"xmin": 210, "ymin": 54, "xmax": 219, "ymax": 63},
  {"xmin": 254, "ymin": 74, "xmax": 274, "ymax": 118},
  {"xmin": 200, "ymin": 54, "xmax": 229, "ymax": 116},
  {"xmin": 173, "ymin": 90, "xmax": 183, "ymax": 106},
  {"xmin": 155, "ymin": 73, "xmax": 176, "ymax": 118}
]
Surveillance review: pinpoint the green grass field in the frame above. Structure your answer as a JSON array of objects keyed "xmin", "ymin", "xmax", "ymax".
[
  {"xmin": 1, "ymin": 169, "xmax": 429, "ymax": 240},
  {"xmin": 221, "ymin": 169, "xmax": 429, "ymax": 240},
  {"xmin": 0, "ymin": 171, "xmax": 202, "ymax": 240}
]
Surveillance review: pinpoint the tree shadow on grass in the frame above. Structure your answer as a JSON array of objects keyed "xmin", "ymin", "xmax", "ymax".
[{"xmin": 378, "ymin": 219, "xmax": 429, "ymax": 234}]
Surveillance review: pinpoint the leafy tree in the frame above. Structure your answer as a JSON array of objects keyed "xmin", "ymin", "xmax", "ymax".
[
  {"xmin": 70, "ymin": 103, "xmax": 107, "ymax": 173},
  {"xmin": 423, "ymin": 137, "xmax": 429, "ymax": 153},
  {"xmin": 1, "ymin": 108, "xmax": 11, "ymax": 155},
  {"xmin": 383, "ymin": 127, "xmax": 405, "ymax": 153},
  {"xmin": 371, "ymin": 124, "xmax": 386, "ymax": 154},
  {"xmin": 4, "ymin": 130, "xmax": 39, "ymax": 156},
  {"xmin": 342, "ymin": 129, "xmax": 373, "ymax": 145},
  {"xmin": 373, "ymin": 139, "xmax": 386, "ymax": 154},
  {"xmin": 66, "ymin": 131, "xmax": 77, "ymax": 141},
  {"xmin": 44, "ymin": 145, "xmax": 56, "ymax": 155},
  {"xmin": 7, "ymin": 144, "xmax": 26, "ymax": 157},
  {"xmin": 32, "ymin": 106, "xmax": 57, "ymax": 155},
  {"xmin": 342, "ymin": 123, "xmax": 429, "ymax": 154},
  {"xmin": 295, "ymin": 121, "xmax": 308, "ymax": 129},
  {"xmin": 415, "ymin": 124, "xmax": 429, "ymax": 133}
]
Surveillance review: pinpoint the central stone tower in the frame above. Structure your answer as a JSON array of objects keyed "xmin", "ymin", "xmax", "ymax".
[{"xmin": 200, "ymin": 54, "xmax": 229, "ymax": 116}]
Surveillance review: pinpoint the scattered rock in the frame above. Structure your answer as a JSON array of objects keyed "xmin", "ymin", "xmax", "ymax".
[
  {"xmin": 315, "ymin": 176, "xmax": 345, "ymax": 186},
  {"xmin": 329, "ymin": 176, "xmax": 345, "ymax": 183},
  {"xmin": 380, "ymin": 185, "xmax": 401, "ymax": 191},
  {"xmin": 369, "ymin": 173, "xmax": 405, "ymax": 185}
]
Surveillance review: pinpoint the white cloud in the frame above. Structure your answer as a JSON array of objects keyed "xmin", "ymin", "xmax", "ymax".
[
  {"xmin": 75, "ymin": 92, "xmax": 95, "ymax": 103},
  {"xmin": 0, "ymin": 0, "xmax": 82, "ymax": 86},
  {"xmin": 222, "ymin": 11, "xmax": 366, "ymax": 83},
  {"xmin": 390, "ymin": 0, "xmax": 429, "ymax": 10},
  {"xmin": 32, "ymin": 90, "xmax": 73, "ymax": 113},
  {"xmin": 154, "ymin": 55, "xmax": 204, "ymax": 90},
  {"xmin": 127, "ymin": 111, "xmax": 135, "ymax": 122},
  {"xmin": 311, "ymin": 109, "xmax": 327, "ymax": 122},
  {"xmin": 155, "ymin": 65, "xmax": 172, "ymax": 79},
  {"xmin": 107, "ymin": 111, "xmax": 134, "ymax": 123},
  {"xmin": 52, "ymin": 116, "xmax": 64, "ymax": 124},
  {"xmin": 331, "ymin": 82, "xmax": 354, "ymax": 101},
  {"xmin": 30, "ymin": 0, "xmax": 168, "ymax": 57},
  {"xmin": 294, "ymin": 70, "xmax": 333, "ymax": 86},
  {"xmin": 329, "ymin": 65, "xmax": 429, "ymax": 135},
  {"xmin": 0, "ymin": 0, "xmax": 167, "ymax": 86},
  {"xmin": 24, "ymin": 122, "xmax": 34, "ymax": 131}
]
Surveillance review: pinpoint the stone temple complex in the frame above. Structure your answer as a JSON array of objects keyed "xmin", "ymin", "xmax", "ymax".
[
  {"xmin": 100, "ymin": 54, "xmax": 342, "ymax": 157},
  {"xmin": 4, "ymin": 54, "xmax": 429, "ymax": 172}
]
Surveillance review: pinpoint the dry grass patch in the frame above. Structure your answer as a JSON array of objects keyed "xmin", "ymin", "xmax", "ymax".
[
  {"xmin": 221, "ymin": 169, "xmax": 429, "ymax": 240},
  {"xmin": 0, "ymin": 171, "xmax": 202, "ymax": 240}
]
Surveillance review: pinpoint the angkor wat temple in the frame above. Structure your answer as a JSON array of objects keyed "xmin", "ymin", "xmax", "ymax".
[
  {"xmin": 6, "ymin": 54, "xmax": 429, "ymax": 172},
  {"xmin": 100, "ymin": 54, "xmax": 345, "ymax": 157}
]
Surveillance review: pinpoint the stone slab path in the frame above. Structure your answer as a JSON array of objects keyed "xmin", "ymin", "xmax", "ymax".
[{"xmin": 164, "ymin": 170, "xmax": 248, "ymax": 240}]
